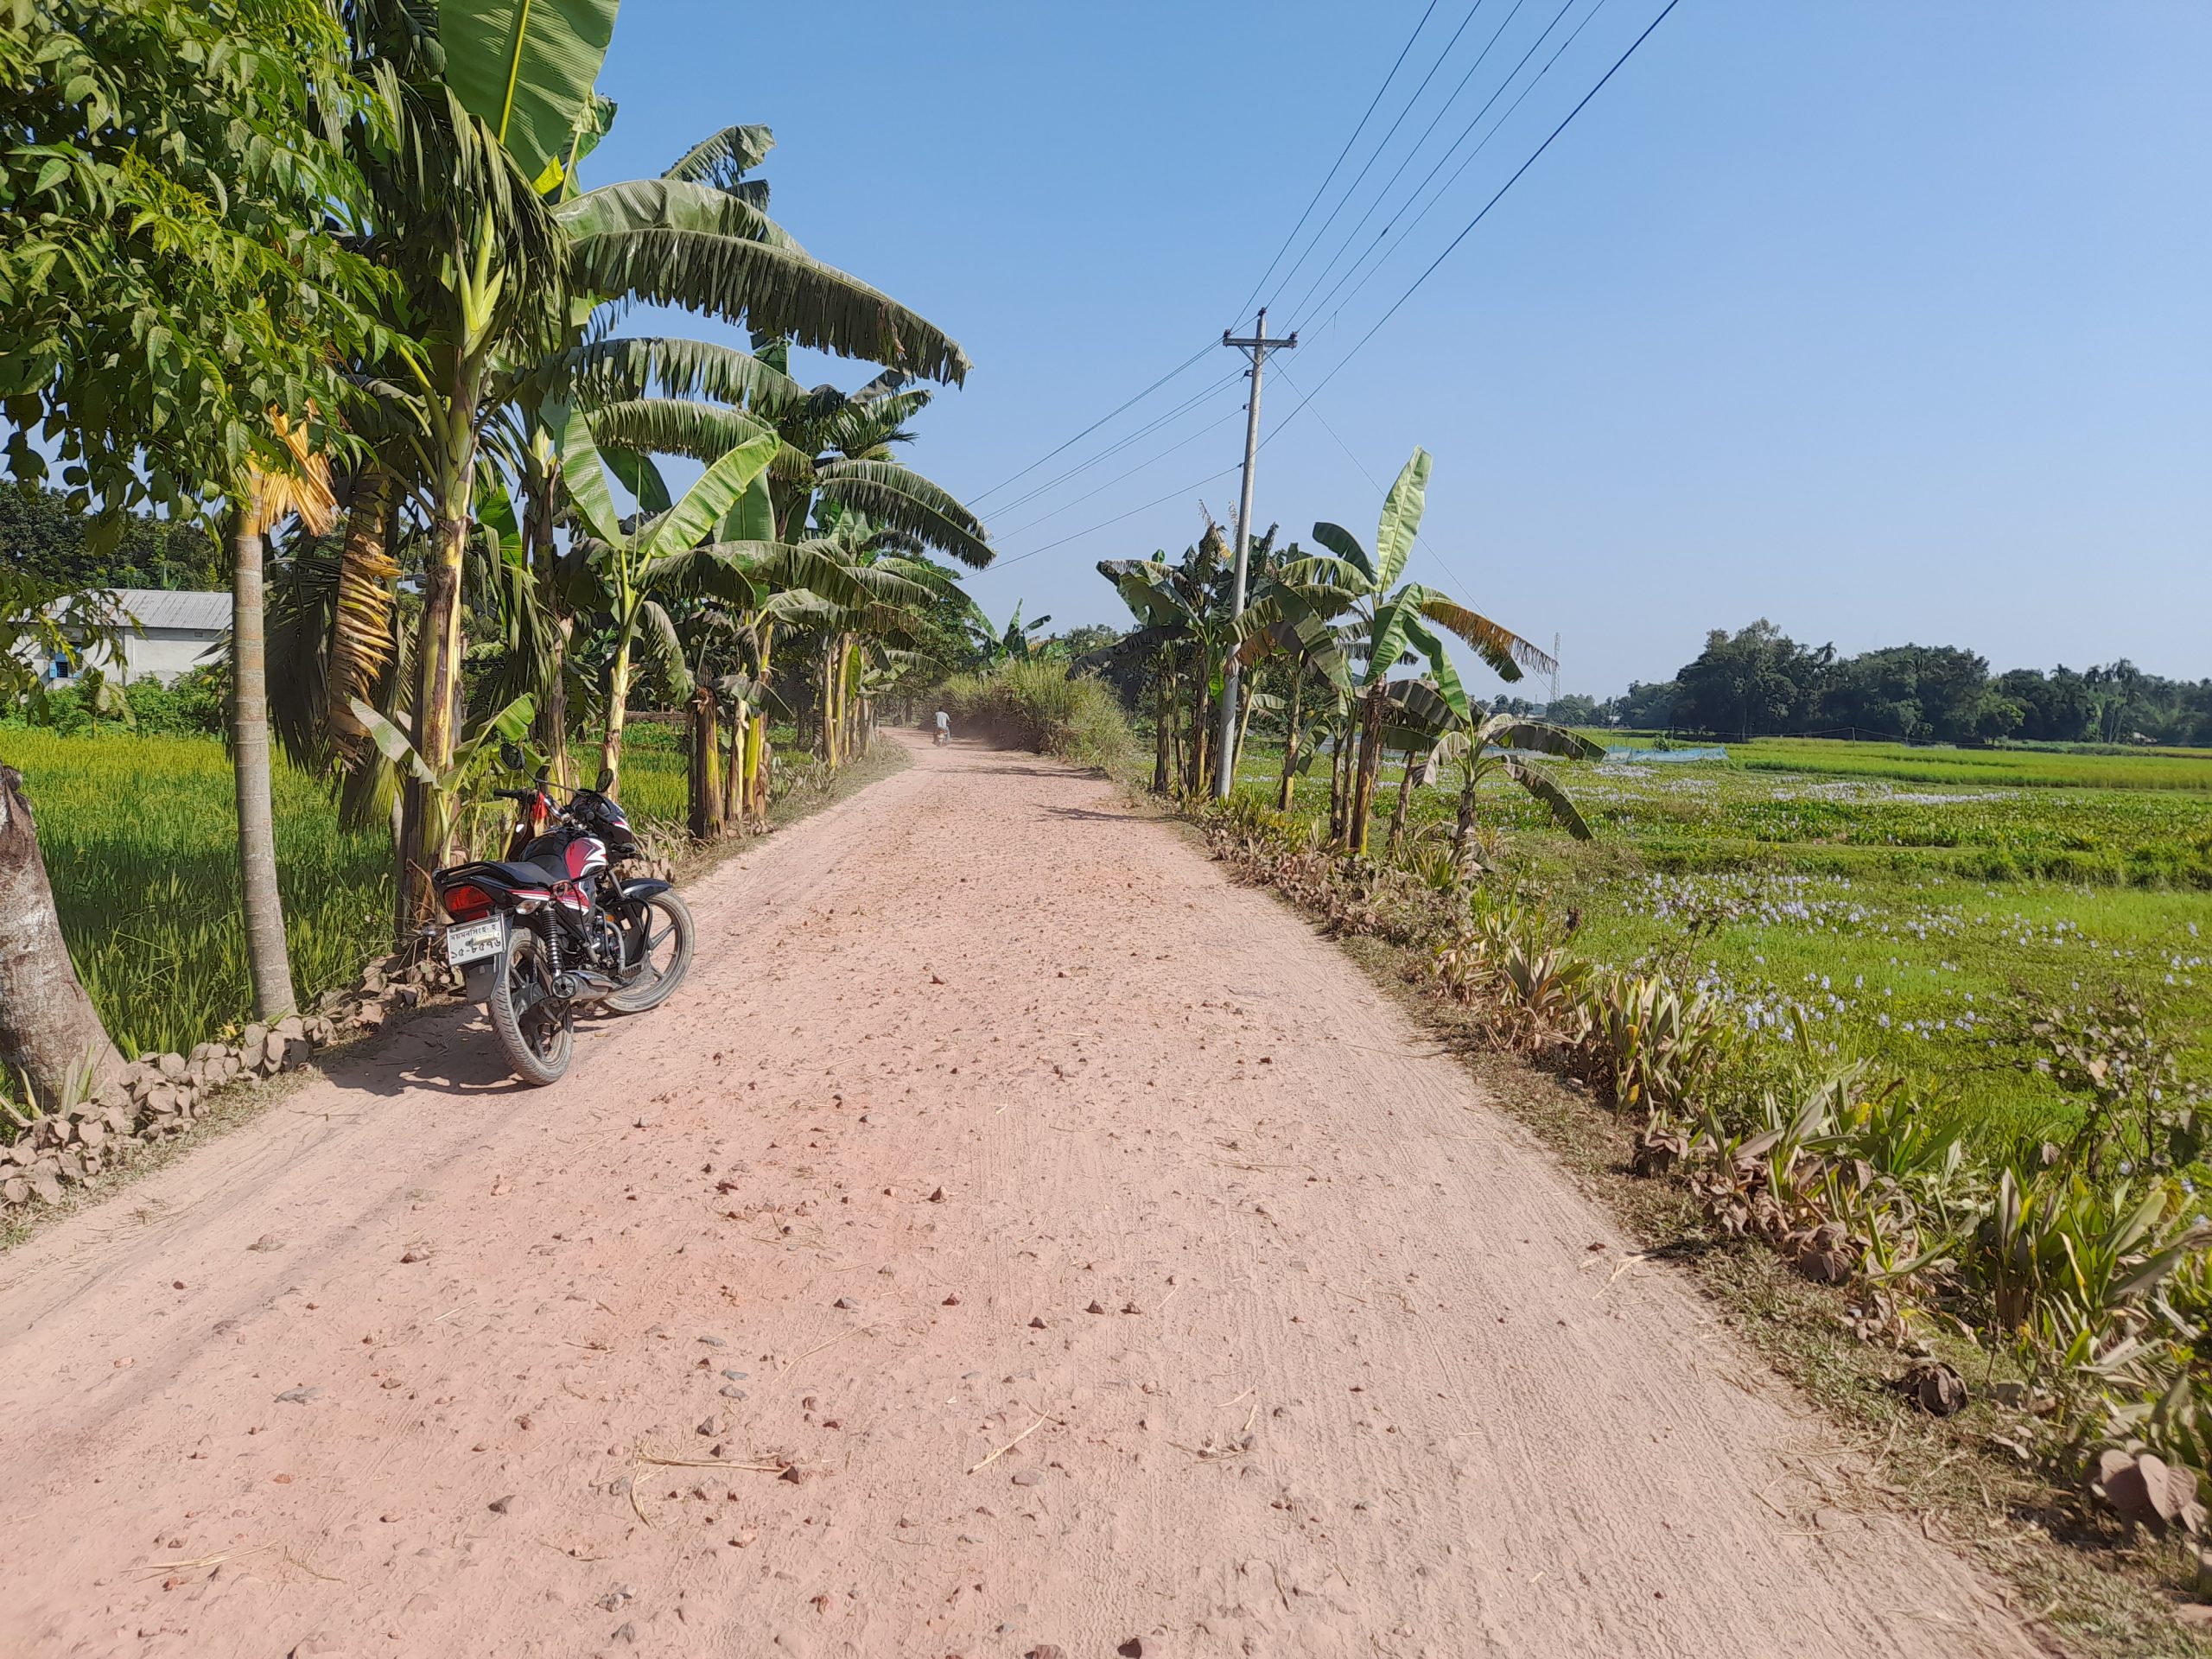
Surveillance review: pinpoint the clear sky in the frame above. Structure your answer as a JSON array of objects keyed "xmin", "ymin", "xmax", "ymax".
[{"xmin": 592, "ymin": 1, "xmax": 2210, "ymax": 701}]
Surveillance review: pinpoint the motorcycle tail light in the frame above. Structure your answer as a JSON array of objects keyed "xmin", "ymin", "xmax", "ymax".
[{"xmin": 442, "ymin": 882, "xmax": 494, "ymax": 922}]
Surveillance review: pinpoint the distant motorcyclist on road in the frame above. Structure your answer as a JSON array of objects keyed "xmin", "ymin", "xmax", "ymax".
[{"xmin": 934, "ymin": 708, "xmax": 950, "ymax": 747}]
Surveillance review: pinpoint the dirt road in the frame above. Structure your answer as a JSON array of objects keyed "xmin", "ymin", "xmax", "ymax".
[{"xmin": 0, "ymin": 735, "xmax": 2043, "ymax": 1658}]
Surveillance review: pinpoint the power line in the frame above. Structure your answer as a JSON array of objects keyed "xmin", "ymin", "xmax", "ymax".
[
  {"xmin": 982, "ymin": 464, "xmax": 1244, "ymax": 573},
  {"xmin": 1263, "ymin": 2, "xmax": 1494, "ymax": 313},
  {"xmin": 1293, "ymin": 0, "xmax": 1611, "ymax": 337},
  {"xmin": 992, "ymin": 398, "xmax": 1248, "ymax": 546},
  {"xmin": 1227, "ymin": 0, "xmax": 1443, "ymax": 327},
  {"xmin": 1272, "ymin": 361, "xmax": 1475, "ymax": 602},
  {"xmin": 967, "ymin": 339, "xmax": 1216, "ymax": 505},
  {"xmin": 1282, "ymin": 0, "xmax": 1579, "ymax": 334},
  {"xmin": 987, "ymin": 367, "xmax": 1245, "ymax": 519},
  {"xmin": 1272, "ymin": 0, "xmax": 1682, "ymax": 436}
]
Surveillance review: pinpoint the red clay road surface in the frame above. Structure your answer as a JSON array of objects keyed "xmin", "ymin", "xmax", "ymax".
[{"xmin": 0, "ymin": 734, "xmax": 2045, "ymax": 1658}]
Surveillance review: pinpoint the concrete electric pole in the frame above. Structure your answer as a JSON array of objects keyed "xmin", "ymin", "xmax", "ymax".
[{"xmin": 1214, "ymin": 308, "xmax": 1296, "ymax": 800}]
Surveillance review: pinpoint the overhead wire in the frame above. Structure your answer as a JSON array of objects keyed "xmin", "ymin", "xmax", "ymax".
[
  {"xmin": 983, "ymin": 465, "xmax": 1244, "ymax": 573},
  {"xmin": 1227, "ymin": 0, "xmax": 1443, "ymax": 328},
  {"xmin": 1292, "ymin": 0, "xmax": 1612, "ymax": 338},
  {"xmin": 969, "ymin": 2, "xmax": 1457, "ymax": 541},
  {"xmin": 1281, "ymin": 0, "xmax": 1580, "ymax": 334},
  {"xmin": 1272, "ymin": 361, "xmax": 1475, "ymax": 601},
  {"xmin": 985, "ymin": 367, "xmax": 1246, "ymax": 520},
  {"xmin": 1262, "ymin": 1, "xmax": 1494, "ymax": 315},
  {"xmin": 991, "ymin": 394, "xmax": 1249, "ymax": 545},
  {"xmin": 1268, "ymin": 0, "xmax": 1683, "ymax": 445},
  {"xmin": 976, "ymin": 0, "xmax": 1678, "ymax": 581},
  {"xmin": 967, "ymin": 339, "xmax": 1217, "ymax": 506}
]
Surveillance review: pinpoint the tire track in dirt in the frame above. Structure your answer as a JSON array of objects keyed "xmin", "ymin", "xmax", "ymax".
[{"xmin": 0, "ymin": 734, "xmax": 2044, "ymax": 1657}]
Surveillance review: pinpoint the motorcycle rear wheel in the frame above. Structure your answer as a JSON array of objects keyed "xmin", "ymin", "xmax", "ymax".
[
  {"xmin": 489, "ymin": 925, "xmax": 572, "ymax": 1085},
  {"xmin": 605, "ymin": 889, "xmax": 695, "ymax": 1014}
]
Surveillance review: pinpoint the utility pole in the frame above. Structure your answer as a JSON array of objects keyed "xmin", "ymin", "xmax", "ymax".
[
  {"xmin": 1214, "ymin": 308, "xmax": 1296, "ymax": 799},
  {"xmin": 1549, "ymin": 632, "xmax": 1561, "ymax": 710}
]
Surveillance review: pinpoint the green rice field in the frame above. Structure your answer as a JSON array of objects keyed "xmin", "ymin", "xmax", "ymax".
[
  {"xmin": 3, "ymin": 722, "xmax": 701, "ymax": 1062},
  {"xmin": 1233, "ymin": 738, "xmax": 2212, "ymax": 1150}
]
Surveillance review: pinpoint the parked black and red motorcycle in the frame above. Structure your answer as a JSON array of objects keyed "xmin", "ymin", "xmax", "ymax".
[{"xmin": 431, "ymin": 773, "xmax": 694, "ymax": 1084}]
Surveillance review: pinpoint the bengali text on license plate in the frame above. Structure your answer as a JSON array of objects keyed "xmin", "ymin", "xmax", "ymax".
[{"xmin": 444, "ymin": 918, "xmax": 504, "ymax": 966}]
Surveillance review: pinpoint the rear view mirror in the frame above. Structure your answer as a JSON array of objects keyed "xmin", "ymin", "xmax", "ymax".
[
  {"xmin": 594, "ymin": 766, "xmax": 615, "ymax": 794},
  {"xmin": 498, "ymin": 741, "xmax": 525, "ymax": 770}
]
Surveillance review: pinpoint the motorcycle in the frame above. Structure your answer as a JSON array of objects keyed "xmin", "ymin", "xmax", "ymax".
[{"xmin": 430, "ymin": 772, "xmax": 695, "ymax": 1084}]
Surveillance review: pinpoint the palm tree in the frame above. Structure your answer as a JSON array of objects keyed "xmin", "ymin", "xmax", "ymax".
[{"xmin": 1244, "ymin": 448, "xmax": 1554, "ymax": 853}]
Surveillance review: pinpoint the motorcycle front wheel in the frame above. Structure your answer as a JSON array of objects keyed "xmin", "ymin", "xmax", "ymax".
[
  {"xmin": 605, "ymin": 889, "xmax": 695, "ymax": 1014},
  {"xmin": 489, "ymin": 924, "xmax": 573, "ymax": 1085}
]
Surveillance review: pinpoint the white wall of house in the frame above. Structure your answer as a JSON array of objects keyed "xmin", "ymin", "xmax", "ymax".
[{"xmin": 41, "ymin": 588, "xmax": 227, "ymax": 686}]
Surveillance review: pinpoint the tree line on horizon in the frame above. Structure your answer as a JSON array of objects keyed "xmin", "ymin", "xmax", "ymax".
[{"xmin": 1539, "ymin": 620, "xmax": 2212, "ymax": 748}]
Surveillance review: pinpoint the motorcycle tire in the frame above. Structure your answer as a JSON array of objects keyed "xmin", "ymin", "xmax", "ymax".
[
  {"xmin": 605, "ymin": 889, "xmax": 696, "ymax": 1015},
  {"xmin": 489, "ymin": 925, "xmax": 573, "ymax": 1085}
]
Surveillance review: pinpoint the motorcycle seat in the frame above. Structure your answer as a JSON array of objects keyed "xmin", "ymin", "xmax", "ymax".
[{"xmin": 453, "ymin": 858, "xmax": 567, "ymax": 891}]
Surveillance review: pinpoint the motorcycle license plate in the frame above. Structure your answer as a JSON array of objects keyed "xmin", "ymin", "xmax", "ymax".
[{"xmin": 444, "ymin": 918, "xmax": 504, "ymax": 966}]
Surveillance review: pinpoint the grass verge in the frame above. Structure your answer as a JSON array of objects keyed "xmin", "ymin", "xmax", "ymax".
[{"xmin": 0, "ymin": 735, "xmax": 912, "ymax": 1255}]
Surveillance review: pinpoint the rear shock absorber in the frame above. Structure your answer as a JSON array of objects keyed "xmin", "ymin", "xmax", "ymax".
[{"xmin": 538, "ymin": 910, "xmax": 565, "ymax": 982}]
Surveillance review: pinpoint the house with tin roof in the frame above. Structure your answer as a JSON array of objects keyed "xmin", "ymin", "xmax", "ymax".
[{"xmin": 41, "ymin": 588, "xmax": 228, "ymax": 686}]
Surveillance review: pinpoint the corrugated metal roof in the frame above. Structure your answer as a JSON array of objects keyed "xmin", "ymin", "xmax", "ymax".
[{"xmin": 108, "ymin": 588, "xmax": 230, "ymax": 633}]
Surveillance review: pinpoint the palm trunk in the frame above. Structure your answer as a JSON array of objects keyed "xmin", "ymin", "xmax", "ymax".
[
  {"xmin": 1167, "ymin": 671, "xmax": 1185, "ymax": 793},
  {"xmin": 232, "ymin": 515, "xmax": 296, "ymax": 1019},
  {"xmin": 1153, "ymin": 666, "xmax": 1172, "ymax": 794},
  {"xmin": 525, "ymin": 478, "xmax": 573, "ymax": 788},
  {"xmin": 743, "ymin": 713, "xmax": 766, "ymax": 820},
  {"xmin": 1452, "ymin": 767, "xmax": 1480, "ymax": 869},
  {"xmin": 1276, "ymin": 670, "xmax": 1306, "ymax": 810},
  {"xmin": 750, "ymin": 626, "xmax": 778, "ymax": 819},
  {"xmin": 1186, "ymin": 658, "xmax": 1211, "ymax": 796},
  {"xmin": 326, "ymin": 464, "xmax": 394, "ymax": 747},
  {"xmin": 721, "ymin": 698, "xmax": 747, "ymax": 826},
  {"xmin": 0, "ymin": 765, "xmax": 123, "ymax": 1106},
  {"xmin": 1328, "ymin": 715, "xmax": 1352, "ymax": 844}
]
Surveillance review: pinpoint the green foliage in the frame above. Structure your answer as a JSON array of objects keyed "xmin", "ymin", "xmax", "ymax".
[
  {"xmin": 939, "ymin": 662, "xmax": 1135, "ymax": 774},
  {"xmin": 0, "ymin": 0, "xmax": 391, "ymax": 518},
  {"xmin": 436, "ymin": 0, "xmax": 619, "ymax": 188},
  {"xmin": 0, "ymin": 480, "xmax": 220, "ymax": 589},
  {"xmin": 3, "ymin": 728, "xmax": 392, "ymax": 1057},
  {"xmin": 4, "ymin": 668, "xmax": 226, "ymax": 738},
  {"xmin": 1626, "ymin": 620, "xmax": 2212, "ymax": 749}
]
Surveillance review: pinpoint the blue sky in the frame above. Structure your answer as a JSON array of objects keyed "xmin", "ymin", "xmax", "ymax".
[{"xmin": 593, "ymin": 1, "xmax": 2210, "ymax": 701}]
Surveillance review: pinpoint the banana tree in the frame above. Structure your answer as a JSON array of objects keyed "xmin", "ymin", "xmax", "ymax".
[
  {"xmin": 555, "ymin": 404, "xmax": 779, "ymax": 791},
  {"xmin": 353, "ymin": 692, "xmax": 538, "ymax": 894},
  {"xmin": 1247, "ymin": 448, "xmax": 1554, "ymax": 854},
  {"xmin": 1389, "ymin": 680, "xmax": 1602, "ymax": 868},
  {"xmin": 963, "ymin": 597, "xmax": 1052, "ymax": 669}
]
